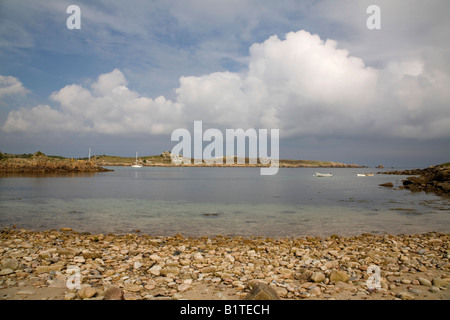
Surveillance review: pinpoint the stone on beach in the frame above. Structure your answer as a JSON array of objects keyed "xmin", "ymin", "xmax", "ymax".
[
  {"xmin": 0, "ymin": 269, "xmax": 15, "ymax": 276},
  {"xmin": 329, "ymin": 270, "xmax": 350, "ymax": 283},
  {"xmin": 1, "ymin": 258, "xmax": 20, "ymax": 271},
  {"xmin": 149, "ymin": 265, "xmax": 162, "ymax": 276},
  {"xmin": 177, "ymin": 283, "xmax": 191, "ymax": 292},
  {"xmin": 243, "ymin": 281, "xmax": 281, "ymax": 300},
  {"xmin": 124, "ymin": 284, "xmax": 143, "ymax": 292},
  {"xmin": 0, "ymin": 228, "xmax": 449, "ymax": 301},
  {"xmin": 103, "ymin": 286, "xmax": 124, "ymax": 300},
  {"xmin": 78, "ymin": 285, "xmax": 97, "ymax": 299},
  {"xmin": 432, "ymin": 278, "xmax": 448, "ymax": 288},
  {"xmin": 310, "ymin": 272, "xmax": 326, "ymax": 283},
  {"xmin": 417, "ymin": 277, "xmax": 432, "ymax": 287},
  {"xmin": 396, "ymin": 292, "xmax": 415, "ymax": 300}
]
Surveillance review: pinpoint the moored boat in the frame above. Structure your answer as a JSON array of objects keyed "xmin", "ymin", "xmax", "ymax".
[
  {"xmin": 314, "ymin": 172, "xmax": 333, "ymax": 177},
  {"xmin": 131, "ymin": 152, "xmax": 143, "ymax": 168}
]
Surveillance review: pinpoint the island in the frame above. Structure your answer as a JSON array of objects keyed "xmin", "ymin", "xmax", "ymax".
[
  {"xmin": 0, "ymin": 150, "xmax": 363, "ymax": 174},
  {"xmin": 87, "ymin": 151, "xmax": 363, "ymax": 168}
]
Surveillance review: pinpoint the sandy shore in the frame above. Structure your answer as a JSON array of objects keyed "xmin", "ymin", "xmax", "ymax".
[{"xmin": 0, "ymin": 227, "xmax": 449, "ymax": 300}]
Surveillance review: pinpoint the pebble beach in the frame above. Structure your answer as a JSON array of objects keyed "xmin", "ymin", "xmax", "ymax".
[{"xmin": 0, "ymin": 227, "xmax": 449, "ymax": 300}]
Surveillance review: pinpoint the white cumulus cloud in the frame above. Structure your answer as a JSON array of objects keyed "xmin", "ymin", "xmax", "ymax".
[
  {"xmin": 0, "ymin": 75, "xmax": 28, "ymax": 98},
  {"xmin": 3, "ymin": 68, "xmax": 185, "ymax": 135},
  {"xmin": 2, "ymin": 30, "xmax": 450, "ymax": 141}
]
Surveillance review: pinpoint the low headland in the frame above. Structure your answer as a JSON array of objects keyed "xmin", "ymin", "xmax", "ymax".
[
  {"xmin": 0, "ymin": 227, "xmax": 448, "ymax": 300},
  {"xmin": 0, "ymin": 151, "xmax": 112, "ymax": 174}
]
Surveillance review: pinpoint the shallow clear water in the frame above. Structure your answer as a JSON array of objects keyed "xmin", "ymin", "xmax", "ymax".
[{"xmin": 0, "ymin": 167, "xmax": 449, "ymax": 237}]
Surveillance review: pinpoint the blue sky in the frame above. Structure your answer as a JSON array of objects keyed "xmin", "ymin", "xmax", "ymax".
[{"xmin": 1, "ymin": 0, "xmax": 449, "ymax": 167}]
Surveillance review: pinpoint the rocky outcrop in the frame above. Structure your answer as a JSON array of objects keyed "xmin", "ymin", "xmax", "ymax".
[
  {"xmin": 379, "ymin": 182, "xmax": 394, "ymax": 188},
  {"xmin": 381, "ymin": 164, "xmax": 450, "ymax": 196}
]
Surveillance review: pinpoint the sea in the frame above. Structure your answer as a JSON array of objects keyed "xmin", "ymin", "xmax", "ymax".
[{"xmin": 0, "ymin": 167, "xmax": 449, "ymax": 238}]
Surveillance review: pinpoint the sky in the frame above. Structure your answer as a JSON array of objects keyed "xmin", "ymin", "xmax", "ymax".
[{"xmin": 0, "ymin": 0, "xmax": 449, "ymax": 167}]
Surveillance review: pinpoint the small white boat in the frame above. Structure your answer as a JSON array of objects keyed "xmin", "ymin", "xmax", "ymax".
[
  {"xmin": 131, "ymin": 152, "xmax": 143, "ymax": 168},
  {"xmin": 357, "ymin": 173, "xmax": 374, "ymax": 177},
  {"xmin": 314, "ymin": 172, "xmax": 333, "ymax": 177}
]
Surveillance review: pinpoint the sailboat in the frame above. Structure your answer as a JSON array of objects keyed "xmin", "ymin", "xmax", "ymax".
[{"xmin": 131, "ymin": 152, "xmax": 143, "ymax": 168}]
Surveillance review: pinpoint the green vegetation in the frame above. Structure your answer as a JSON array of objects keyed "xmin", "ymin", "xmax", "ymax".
[
  {"xmin": 437, "ymin": 162, "xmax": 450, "ymax": 167},
  {"xmin": 0, "ymin": 151, "xmax": 66, "ymax": 160},
  {"xmin": 0, "ymin": 152, "xmax": 111, "ymax": 173}
]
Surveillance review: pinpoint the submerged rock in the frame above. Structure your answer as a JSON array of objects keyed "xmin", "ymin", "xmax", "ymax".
[{"xmin": 379, "ymin": 182, "xmax": 394, "ymax": 187}]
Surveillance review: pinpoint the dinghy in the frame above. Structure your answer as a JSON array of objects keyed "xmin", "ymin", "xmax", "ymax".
[{"xmin": 314, "ymin": 172, "xmax": 333, "ymax": 177}]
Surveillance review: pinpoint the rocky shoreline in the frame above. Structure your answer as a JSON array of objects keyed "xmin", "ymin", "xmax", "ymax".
[
  {"xmin": 380, "ymin": 164, "xmax": 450, "ymax": 196},
  {"xmin": 1, "ymin": 228, "xmax": 448, "ymax": 300}
]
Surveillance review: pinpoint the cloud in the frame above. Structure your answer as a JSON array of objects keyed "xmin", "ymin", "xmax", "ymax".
[
  {"xmin": 0, "ymin": 75, "xmax": 29, "ymax": 98},
  {"xmin": 2, "ymin": 30, "xmax": 450, "ymax": 141},
  {"xmin": 3, "ymin": 68, "xmax": 184, "ymax": 135},
  {"xmin": 176, "ymin": 30, "xmax": 450, "ymax": 140}
]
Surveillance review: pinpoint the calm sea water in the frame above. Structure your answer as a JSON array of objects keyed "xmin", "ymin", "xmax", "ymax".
[{"xmin": 0, "ymin": 167, "xmax": 449, "ymax": 237}]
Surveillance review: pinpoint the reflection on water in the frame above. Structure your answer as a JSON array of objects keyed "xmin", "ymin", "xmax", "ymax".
[
  {"xmin": 0, "ymin": 167, "xmax": 449, "ymax": 237},
  {"xmin": 0, "ymin": 172, "xmax": 100, "ymax": 178}
]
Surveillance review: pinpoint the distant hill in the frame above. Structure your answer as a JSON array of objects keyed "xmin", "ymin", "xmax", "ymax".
[
  {"xmin": 0, "ymin": 150, "xmax": 363, "ymax": 170},
  {"xmin": 89, "ymin": 152, "xmax": 362, "ymax": 168}
]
